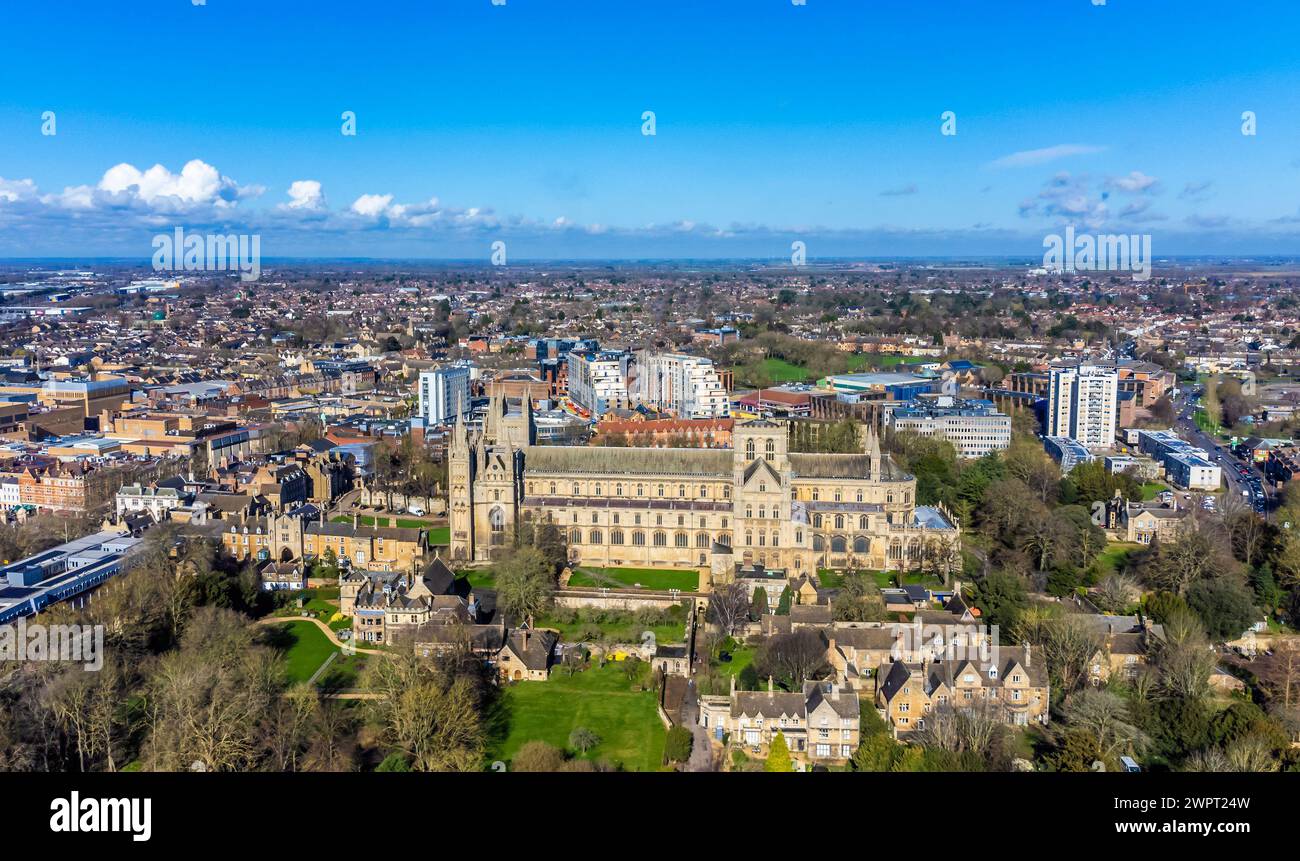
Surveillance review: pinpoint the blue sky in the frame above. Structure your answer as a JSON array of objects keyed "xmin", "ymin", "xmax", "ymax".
[{"xmin": 1, "ymin": 0, "xmax": 1299, "ymax": 259}]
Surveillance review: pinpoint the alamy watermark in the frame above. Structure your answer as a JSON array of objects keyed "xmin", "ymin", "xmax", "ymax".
[
  {"xmin": 888, "ymin": 619, "xmax": 999, "ymax": 665},
  {"xmin": 0, "ymin": 618, "xmax": 104, "ymax": 671},
  {"xmin": 152, "ymin": 227, "xmax": 261, "ymax": 282},
  {"xmin": 50, "ymin": 791, "xmax": 150, "ymax": 842},
  {"xmin": 1042, "ymin": 225, "xmax": 1151, "ymax": 282}
]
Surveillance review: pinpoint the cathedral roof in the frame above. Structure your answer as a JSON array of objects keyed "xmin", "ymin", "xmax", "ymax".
[
  {"xmin": 788, "ymin": 453, "xmax": 907, "ymax": 481},
  {"xmin": 522, "ymin": 445, "xmax": 733, "ymax": 477}
]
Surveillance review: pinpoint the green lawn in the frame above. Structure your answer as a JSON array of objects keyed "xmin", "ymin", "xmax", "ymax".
[
  {"xmin": 816, "ymin": 569, "xmax": 844, "ymax": 588},
  {"xmin": 715, "ymin": 645, "xmax": 755, "ymax": 680},
  {"xmin": 1094, "ymin": 542, "xmax": 1143, "ymax": 578},
  {"xmin": 760, "ymin": 357, "xmax": 812, "ymax": 382},
  {"xmin": 273, "ymin": 620, "xmax": 339, "ymax": 683},
  {"xmin": 331, "ymin": 514, "xmax": 443, "ymax": 532},
  {"xmin": 457, "ymin": 569, "xmax": 497, "ymax": 591},
  {"xmin": 569, "ymin": 566, "xmax": 699, "ymax": 592},
  {"xmin": 1140, "ymin": 482, "xmax": 1170, "ymax": 501},
  {"xmin": 316, "ymin": 652, "xmax": 367, "ymax": 690},
  {"xmin": 536, "ymin": 606, "xmax": 688, "ymax": 645},
  {"xmin": 272, "ymin": 588, "xmax": 345, "ymax": 627},
  {"xmin": 489, "ymin": 663, "xmax": 668, "ymax": 772}
]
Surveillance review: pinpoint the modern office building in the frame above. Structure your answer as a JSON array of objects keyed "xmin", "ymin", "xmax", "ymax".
[
  {"xmin": 635, "ymin": 351, "xmax": 730, "ymax": 419},
  {"xmin": 417, "ymin": 364, "xmax": 472, "ymax": 426},
  {"xmin": 1047, "ymin": 362, "xmax": 1118, "ymax": 449},
  {"xmin": 822, "ymin": 372, "xmax": 938, "ymax": 403},
  {"xmin": 566, "ymin": 350, "xmax": 631, "ymax": 417},
  {"xmin": 1135, "ymin": 429, "xmax": 1222, "ymax": 490},
  {"xmin": 887, "ymin": 398, "xmax": 1012, "ymax": 458}
]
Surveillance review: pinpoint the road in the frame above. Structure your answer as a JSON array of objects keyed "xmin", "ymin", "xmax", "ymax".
[{"xmin": 1174, "ymin": 390, "xmax": 1269, "ymax": 516}]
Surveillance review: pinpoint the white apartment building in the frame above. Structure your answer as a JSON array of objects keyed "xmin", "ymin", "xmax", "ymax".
[
  {"xmin": 635, "ymin": 351, "xmax": 730, "ymax": 419},
  {"xmin": 417, "ymin": 364, "xmax": 472, "ymax": 426},
  {"xmin": 0, "ymin": 479, "xmax": 20, "ymax": 508},
  {"xmin": 567, "ymin": 350, "xmax": 631, "ymax": 416},
  {"xmin": 115, "ymin": 484, "xmax": 184, "ymax": 521},
  {"xmin": 1048, "ymin": 363, "xmax": 1118, "ymax": 449},
  {"xmin": 887, "ymin": 399, "xmax": 1011, "ymax": 458}
]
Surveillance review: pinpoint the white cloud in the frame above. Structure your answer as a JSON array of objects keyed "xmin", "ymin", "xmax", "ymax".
[
  {"xmin": 283, "ymin": 180, "xmax": 326, "ymax": 210},
  {"xmin": 0, "ymin": 177, "xmax": 39, "ymax": 203},
  {"xmin": 1106, "ymin": 171, "xmax": 1159, "ymax": 194},
  {"xmin": 987, "ymin": 144, "xmax": 1106, "ymax": 169},
  {"xmin": 351, "ymin": 193, "xmax": 394, "ymax": 218},
  {"xmin": 96, "ymin": 159, "xmax": 260, "ymax": 209}
]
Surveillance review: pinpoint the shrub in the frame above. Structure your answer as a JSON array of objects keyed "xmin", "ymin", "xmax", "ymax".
[{"xmin": 665, "ymin": 725, "xmax": 694, "ymax": 762}]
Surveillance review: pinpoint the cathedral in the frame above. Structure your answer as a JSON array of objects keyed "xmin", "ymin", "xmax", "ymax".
[{"xmin": 448, "ymin": 394, "xmax": 960, "ymax": 586}]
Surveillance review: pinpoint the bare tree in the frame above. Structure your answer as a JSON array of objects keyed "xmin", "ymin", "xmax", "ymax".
[
  {"xmin": 1057, "ymin": 688, "xmax": 1147, "ymax": 761},
  {"xmin": 755, "ymin": 629, "xmax": 828, "ymax": 687},
  {"xmin": 913, "ymin": 702, "xmax": 1006, "ymax": 757},
  {"xmin": 707, "ymin": 583, "xmax": 750, "ymax": 639}
]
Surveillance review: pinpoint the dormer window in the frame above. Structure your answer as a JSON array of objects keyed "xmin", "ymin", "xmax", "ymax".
[{"xmin": 988, "ymin": 667, "xmax": 998, "ymax": 680}]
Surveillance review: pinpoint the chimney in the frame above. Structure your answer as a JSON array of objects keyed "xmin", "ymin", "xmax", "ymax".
[
  {"xmin": 1022, "ymin": 641, "xmax": 1031, "ymax": 668},
  {"xmin": 729, "ymin": 673, "xmax": 736, "ymax": 697},
  {"xmin": 353, "ymin": 512, "xmax": 359, "ymax": 530},
  {"xmin": 767, "ymin": 675, "xmax": 774, "ymax": 696}
]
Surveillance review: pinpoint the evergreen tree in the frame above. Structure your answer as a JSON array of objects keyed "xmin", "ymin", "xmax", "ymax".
[{"xmin": 765, "ymin": 732, "xmax": 794, "ymax": 772}]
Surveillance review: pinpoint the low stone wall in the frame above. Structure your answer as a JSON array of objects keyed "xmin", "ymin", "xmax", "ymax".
[
  {"xmin": 357, "ymin": 488, "xmax": 445, "ymax": 516},
  {"xmin": 552, "ymin": 588, "xmax": 696, "ymax": 612}
]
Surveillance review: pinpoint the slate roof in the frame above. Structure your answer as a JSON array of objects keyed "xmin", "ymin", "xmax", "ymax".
[
  {"xmin": 788, "ymin": 453, "xmax": 909, "ymax": 481},
  {"xmin": 523, "ymin": 445, "xmax": 733, "ymax": 477},
  {"xmin": 503, "ymin": 629, "xmax": 557, "ymax": 670}
]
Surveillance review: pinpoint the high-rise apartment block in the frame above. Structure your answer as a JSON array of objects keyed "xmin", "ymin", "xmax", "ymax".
[
  {"xmin": 1048, "ymin": 362, "xmax": 1118, "ymax": 449},
  {"xmin": 635, "ymin": 351, "xmax": 730, "ymax": 419},
  {"xmin": 418, "ymin": 364, "xmax": 472, "ymax": 426}
]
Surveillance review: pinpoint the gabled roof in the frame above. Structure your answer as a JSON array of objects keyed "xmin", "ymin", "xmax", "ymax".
[{"xmin": 502, "ymin": 629, "xmax": 557, "ymax": 670}]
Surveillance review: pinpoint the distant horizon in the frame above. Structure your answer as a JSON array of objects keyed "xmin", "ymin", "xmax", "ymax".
[{"xmin": 4, "ymin": 253, "xmax": 1300, "ymax": 269}]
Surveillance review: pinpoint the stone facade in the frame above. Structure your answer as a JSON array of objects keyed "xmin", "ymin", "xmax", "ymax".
[
  {"xmin": 449, "ymin": 395, "xmax": 959, "ymax": 581},
  {"xmin": 221, "ymin": 510, "xmax": 427, "ymax": 572}
]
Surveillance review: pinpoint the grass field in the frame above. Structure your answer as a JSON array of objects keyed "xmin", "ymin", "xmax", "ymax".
[
  {"xmin": 569, "ymin": 566, "xmax": 699, "ymax": 592},
  {"xmin": 760, "ymin": 357, "xmax": 812, "ymax": 382},
  {"xmin": 488, "ymin": 663, "xmax": 667, "ymax": 771},
  {"xmin": 817, "ymin": 569, "xmax": 844, "ymax": 588},
  {"xmin": 272, "ymin": 588, "xmax": 345, "ymax": 628},
  {"xmin": 714, "ymin": 644, "xmax": 755, "ymax": 680},
  {"xmin": 331, "ymin": 514, "xmax": 444, "ymax": 531},
  {"xmin": 1094, "ymin": 542, "xmax": 1144, "ymax": 578},
  {"xmin": 536, "ymin": 605, "xmax": 688, "ymax": 645},
  {"xmin": 272, "ymin": 620, "xmax": 339, "ymax": 683},
  {"xmin": 316, "ymin": 652, "xmax": 367, "ymax": 690},
  {"xmin": 1140, "ymin": 482, "xmax": 1170, "ymax": 501},
  {"xmin": 457, "ymin": 569, "xmax": 497, "ymax": 591}
]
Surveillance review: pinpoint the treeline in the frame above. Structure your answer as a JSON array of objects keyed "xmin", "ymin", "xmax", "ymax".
[
  {"xmin": 0, "ymin": 531, "xmax": 496, "ymax": 772},
  {"xmin": 874, "ymin": 428, "xmax": 1300, "ymax": 771}
]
